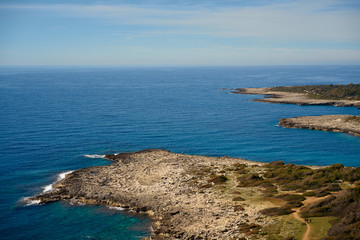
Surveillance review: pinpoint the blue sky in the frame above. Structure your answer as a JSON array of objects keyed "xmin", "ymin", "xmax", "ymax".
[{"xmin": 0, "ymin": 0, "xmax": 360, "ymax": 66}]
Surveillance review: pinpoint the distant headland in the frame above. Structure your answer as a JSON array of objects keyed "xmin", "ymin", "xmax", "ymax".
[
  {"xmin": 232, "ymin": 84, "xmax": 360, "ymax": 108},
  {"xmin": 233, "ymin": 84, "xmax": 360, "ymax": 136},
  {"xmin": 279, "ymin": 115, "xmax": 360, "ymax": 137}
]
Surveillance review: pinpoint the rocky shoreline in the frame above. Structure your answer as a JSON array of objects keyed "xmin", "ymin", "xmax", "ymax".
[
  {"xmin": 32, "ymin": 149, "xmax": 324, "ymax": 239},
  {"xmin": 32, "ymin": 149, "xmax": 272, "ymax": 239},
  {"xmin": 233, "ymin": 87, "xmax": 360, "ymax": 136},
  {"xmin": 279, "ymin": 115, "xmax": 360, "ymax": 137},
  {"xmin": 30, "ymin": 149, "xmax": 360, "ymax": 239},
  {"xmin": 233, "ymin": 87, "xmax": 360, "ymax": 109},
  {"xmin": 28, "ymin": 85, "xmax": 360, "ymax": 239}
]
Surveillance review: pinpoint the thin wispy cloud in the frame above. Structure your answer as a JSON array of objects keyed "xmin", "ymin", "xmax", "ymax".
[
  {"xmin": 0, "ymin": 0, "xmax": 359, "ymax": 65},
  {"xmin": 2, "ymin": 1, "xmax": 359, "ymax": 41}
]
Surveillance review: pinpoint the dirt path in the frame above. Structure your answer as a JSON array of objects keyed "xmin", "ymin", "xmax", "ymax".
[
  {"xmin": 292, "ymin": 196, "xmax": 330, "ymax": 240},
  {"xmin": 291, "ymin": 209, "xmax": 309, "ymax": 240}
]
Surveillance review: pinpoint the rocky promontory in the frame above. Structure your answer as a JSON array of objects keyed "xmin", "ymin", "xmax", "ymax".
[
  {"xmin": 32, "ymin": 149, "xmax": 271, "ymax": 239},
  {"xmin": 232, "ymin": 86, "xmax": 360, "ymax": 137},
  {"xmin": 233, "ymin": 87, "xmax": 360, "ymax": 109},
  {"xmin": 30, "ymin": 149, "xmax": 360, "ymax": 239},
  {"xmin": 279, "ymin": 115, "xmax": 360, "ymax": 137}
]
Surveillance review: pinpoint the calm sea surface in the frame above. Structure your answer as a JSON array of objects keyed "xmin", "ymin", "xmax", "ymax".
[{"xmin": 0, "ymin": 66, "xmax": 359, "ymax": 239}]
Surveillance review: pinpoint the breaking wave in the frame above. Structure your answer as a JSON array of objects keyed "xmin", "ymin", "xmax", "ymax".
[
  {"xmin": 19, "ymin": 197, "xmax": 41, "ymax": 206},
  {"xmin": 108, "ymin": 206, "xmax": 125, "ymax": 211},
  {"xmin": 20, "ymin": 170, "xmax": 74, "ymax": 206},
  {"xmin": 84, "ymin": 154, "xmax": 106, "ymax": 159}
]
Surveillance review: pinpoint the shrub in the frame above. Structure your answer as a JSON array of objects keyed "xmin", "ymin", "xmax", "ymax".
[
  {"xmin": 238, "ymin": 223, "xmax": 261, "ymax": 235},
  {"xmin": 237, "ymin": 173, "xmax": 265, "ymax": 187},
  {"xmin": 276, "ymin": 194, "xmax": 305, "ymax": 202},
  {"xmin": 314, "ymin": 189, "xmax": 331, "ymax": 197},
  {"xmin": 232, "ymin": 196, "xmax": 245, "ymax": 201},
  {"xmin": 284, "ymin": 201, "xmax": 303, "ymax": 208},
  {"xmin": 345, "ymin": 115, "xmax": 360, "ymax": 123},
  {"xmin": 234, "ymin": 205, "xmax": 245, "ymax": 211},
  {"xmin": 269, "ymin": 84, "xmax": 360, "ymax": 100},
  {"xmin": 207, "ymin": 175, "xmax": 228, "ymax": 184},
  {"xmin": 326, "ymin": 183, "xmax": 342, "ymax": 192},
  {"xmin": 263, "ymin": 162, "xmax": 360, "ymax": 192},
  {"xmin": 303, "ymin": 191, "xmax": 316, "ymax": 197},
  {"xmin": 261, "ymin": 187, "xmax": 278, "ymax": 197},
  {"xmin": 230, "ymin": 163, "xmax": 248, "ymax": 174},
  {"xmin": 259, "ymin": 207, "xmax": 294, "ymax": 216}
]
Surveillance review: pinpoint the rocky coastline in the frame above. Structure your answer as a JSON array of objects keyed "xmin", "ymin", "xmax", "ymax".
[
  {"xmin": 233, "ymin": 87, "xmax": 360, "ymax": 136},
  {"xmin": 30, "ymin": 149, "xmax": 360, "ymax": 239},
  {"xmin": 279, "ymin": 115, "xmax": 360, "ymax": 137},
  {"xmin": 233, "ymin": 87, "xmax": 360, "ymax": 109},
  {"xmin": 32, "ymin": 149, "xmax": 273, "ymax": 239},
  {"xmin": 28, "ymin": 85, "xmax": 360, "ymax": 239}
]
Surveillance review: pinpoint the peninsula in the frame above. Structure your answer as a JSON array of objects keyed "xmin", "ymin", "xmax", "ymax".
[
  {"xmin": 233, "ymin": 84, "xmax": 360, "ymax": 136},
  {"xmin": 31, "ymin": 149, "xmax": 360, "ymax": 239},
  {"xmin": 279, "ymin": 115, "xmax": 360, "ymax": 137},
  {"xmin": 232, "ymin": 84, "xmax": 360, "ymax": 108}
]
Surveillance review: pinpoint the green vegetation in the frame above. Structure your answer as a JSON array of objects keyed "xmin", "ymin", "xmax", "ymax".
[
  {"xmin": 233, "ymin": 205, "xmax": 245, "ymax": 211},
  {"xmin": 264, "ymin": 162, "xmax": 360, "ymax": 193},
  {"xmin": 307, "ymin": 216, "xmax": 336, "ymax": 240},
  {"xmin": 207, "ymin": 175, "xmax": 228, "ymax": 184},
  {"xmin": 232, "ymin": 196, "xmax": 245, "ymax": 201},
  {"xmin": 301, "ymin": 187, "xmax": 360, "ymax": 239},
  {"xmin": 345, "ymin": 115, "xmax": 360, "ymax": 123},
  {"xmin": 261, "ymin": 215, "xmax": 306, "ymax": 240},
  {"xmin": 270, "ymin": 83, "xmax": 360, "ymax": 100},
  {"xmin": 189, "ymin": 160, "xmax": 360, "ymax": 239},
  {"xmin": 259, "ymin": 207, "xmax": 294, "ymax": 216},
  {"xmin": 238, "ymin": 223, "xmax": 262, "ymax": 236},
  {"xmin": 237, "ymin": 173, "xmax": 265, "ymax": 187},
  {"xmin": 236, "ymin": 162, "xmax": 360, "ymax": 238}
]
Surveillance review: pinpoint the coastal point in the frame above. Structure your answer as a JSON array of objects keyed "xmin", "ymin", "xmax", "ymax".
[
  {"xmin": 233, "ymin": 86, "xmax": 360, "ymax": 109},
  {"xmin": 234, "ymin": 84, "xmax": 360, "ymax": 137},
  {"xmin": 32, "ymin": 149, "xmax": 360, "ymax": 239}
]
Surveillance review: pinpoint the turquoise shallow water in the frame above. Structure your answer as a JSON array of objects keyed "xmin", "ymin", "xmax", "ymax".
[{"xmin": 0, "ymin": 66, "xmax": 359, "ymax": 239}]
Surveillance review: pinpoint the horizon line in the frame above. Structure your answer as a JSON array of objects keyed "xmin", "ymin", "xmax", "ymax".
[{"xmin": 1, "ymin": 64, "xmax": 360, "ymax": 68}]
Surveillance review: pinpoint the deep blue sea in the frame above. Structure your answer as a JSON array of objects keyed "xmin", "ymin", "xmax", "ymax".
[{"xmin": 0, "ymin": 66, "xmax": 359, "ymax": 239}]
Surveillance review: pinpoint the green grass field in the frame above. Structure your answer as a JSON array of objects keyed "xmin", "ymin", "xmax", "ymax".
[{"xmin": 308, "ymin": 216, "xmax": 337, "ymax": 240}]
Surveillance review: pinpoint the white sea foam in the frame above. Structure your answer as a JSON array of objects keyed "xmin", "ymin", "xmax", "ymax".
[
  {"xmin": 20, "ymin": 170, "xmax": 74, "ymax": 206},
  {"xmin": 42, "ymin": 184, "xmax": 53, "ymax": 193},
  {"xmin": 69, "ymin": 199, "xmax": 85, "ymax": 206},
  {"xmin": 108, "ymin": 206, "xmax": 125, "ymax": 211},
  {"xmin": 40, "ymin": 170, "xmax": 74, "ymax": 194},
  {"xmin": 20, "ymin": 197, "xmax": 41, "ymax": 206},
  {"xmin": 57, "ymin": 170, "xmax": 74, "ymax": 181},
  {"xmin": 84, "ymin": 154, "xmax": 106, "ymax": 159}
]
